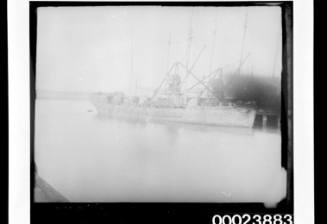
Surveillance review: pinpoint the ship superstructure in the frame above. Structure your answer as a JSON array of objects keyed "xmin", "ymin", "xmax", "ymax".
[{"xmin": 90, "ymin": 10, "xmax": 257, "ymax": 128}]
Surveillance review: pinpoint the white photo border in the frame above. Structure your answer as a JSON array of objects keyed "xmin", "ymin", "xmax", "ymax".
[{"xmin": 8, "ymin": 0, "xmax": 313, "ymax": 223}]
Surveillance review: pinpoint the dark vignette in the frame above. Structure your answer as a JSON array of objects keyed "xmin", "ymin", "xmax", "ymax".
[
  {"xmin": 30, "ymin": 2, "xmax": 293, "ymax": 224},
  {"xmin": 314, "ymin": 0, "xmax": 322, "ymax": 223},
  {"xmin": 1, "ymin": 0, "xmax": 8, "ymax": 223}
]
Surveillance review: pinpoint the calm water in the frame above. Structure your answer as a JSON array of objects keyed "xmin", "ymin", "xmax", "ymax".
[{"xmin": 35, "ymin": 99, "xmax": 286, "ymax": 206}]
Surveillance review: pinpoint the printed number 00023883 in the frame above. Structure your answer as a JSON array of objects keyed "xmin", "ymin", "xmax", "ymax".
[{"xmin": 212, "ymin": 214, "xmax": 293, "ymax": 224}]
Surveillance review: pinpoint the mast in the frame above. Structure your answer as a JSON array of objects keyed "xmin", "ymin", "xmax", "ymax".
[
  {"xmin": 185, "ymin": 10, "xmax": 194, "ymax": 70},
  {"xmin": 166, "ymin": 33, "xmax": 172, "ymax": 71},
  {"xmin": 183, "ymin": 10, "xmax": 194, "ymax": 83},
  {"xmin": 237, "ymin": 11, "xmax": 248, "ymax": 75},
  {"xmin": 130, "ymin": 28, "xmax": 137, "ymax": 96},
  {"xmin": 209, "ymin": 14, "xmax": 218, "ymax": 75}
]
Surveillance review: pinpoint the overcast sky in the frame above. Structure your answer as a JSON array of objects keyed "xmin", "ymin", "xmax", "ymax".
[{"xmin": 36, "ymin": 6, "xmax": 282, "ymax": 94}]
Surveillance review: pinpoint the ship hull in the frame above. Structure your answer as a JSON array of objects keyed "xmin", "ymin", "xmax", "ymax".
[{"xmin": 91, "ymin": 98, "xmax": 256, "ymax": 128}]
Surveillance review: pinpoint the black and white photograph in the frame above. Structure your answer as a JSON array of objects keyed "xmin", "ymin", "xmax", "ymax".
[
  {"xmin": 6, "ymin": 0, "xmax": 316, "ymax": 223},
  {"xmin": 32, "ymin": 3, "xmax": 290, "ymax": 208}
]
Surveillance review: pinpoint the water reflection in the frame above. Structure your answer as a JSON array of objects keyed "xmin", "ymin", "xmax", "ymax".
[{"xmin": 35, "ymin": 99, "xmax": 286, "ymax": 205}]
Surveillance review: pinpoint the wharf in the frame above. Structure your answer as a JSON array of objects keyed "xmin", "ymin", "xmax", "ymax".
[
  {"xmin": 255, "ymin": 109, "xmax": 281, "ymax": 129},
  {"xmin": 35, "ymin": 174, "xmax": 69, "ymax": 202}
]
